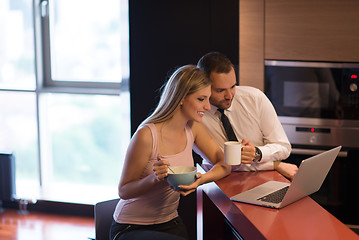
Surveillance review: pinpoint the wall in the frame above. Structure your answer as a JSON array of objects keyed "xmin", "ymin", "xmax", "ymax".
[
  {"xmin": 239, "ymin": 0, "xmax": 265, "ymax": 90},
  {"xmin": 130, "ymin": 0, "xmax": 239, "ymax": 134}
]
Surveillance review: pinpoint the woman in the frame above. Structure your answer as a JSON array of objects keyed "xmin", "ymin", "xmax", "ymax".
[{"xmin": 110, "ymin": 65, "xmax": 231, "ymax": 240}]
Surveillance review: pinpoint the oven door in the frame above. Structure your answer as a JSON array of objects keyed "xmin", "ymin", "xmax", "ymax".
[
  {"xmin": 265, "ymin": 60, "xmax": 359, "ymax": 148},
  {"xmin": 265, "ymin": 60, "xmax": 359, "ymax": 120}
]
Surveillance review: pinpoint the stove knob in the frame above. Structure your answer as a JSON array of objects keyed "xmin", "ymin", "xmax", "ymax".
[
  {"xmin": 309, "ymin": 135, "xmax": 317, "ymax": 144},
  {"xmin": 349, "ymin": 83, "xmax": 358, "ymax": 92}
]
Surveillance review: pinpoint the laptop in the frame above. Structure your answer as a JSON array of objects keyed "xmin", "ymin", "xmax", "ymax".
[{"xmin": 230, "ymin": 146, "xmax": 342, "ymax": 209}]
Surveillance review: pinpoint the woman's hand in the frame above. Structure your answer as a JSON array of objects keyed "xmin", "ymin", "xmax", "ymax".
[
  {"xmin": 175, "ymin": 172, "xmax": 203, "ymax": 196},
  {"xmin": 153, "ymin": 155, "xmax": 170, "ymax": 181}
]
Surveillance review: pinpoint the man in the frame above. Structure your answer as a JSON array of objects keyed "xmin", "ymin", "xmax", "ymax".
[{"xmin": 195, "ymin": 52, "xmax": 298, "ymax": 180}]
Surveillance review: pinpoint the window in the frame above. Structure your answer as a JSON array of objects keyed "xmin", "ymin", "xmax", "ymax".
[
  {"xmin": 48, "ymin": 0, "xmax": 125, "ymax": 83},
  {"xmin": 0, "ymin": 0, "xmax": 130, "ymax": 204},
  {"xmin": 0, "ymin": 1, "xmax": 36, "ymax": 90},
  {"xmin": 0, "ymin": 92, "xmax": 39, "ymax": 194}
]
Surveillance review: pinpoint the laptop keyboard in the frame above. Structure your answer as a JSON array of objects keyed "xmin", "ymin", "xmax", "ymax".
[{"xmin": 257, "ymin": 186, "xmax": 290, "ymax": 204}]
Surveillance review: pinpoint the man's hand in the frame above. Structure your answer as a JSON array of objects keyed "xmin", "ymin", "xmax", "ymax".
[
  {"xmin": 241, "ymin": 138, "xmax": 256, "ymax": 164},
  {"xmin": 273, "ymin": 161, "xmax": 298, "ymax": 181}
]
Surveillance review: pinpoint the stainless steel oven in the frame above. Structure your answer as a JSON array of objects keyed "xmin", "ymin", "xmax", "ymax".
[
  {"xmin": 265, "ymin": 60, "xmax": 359, "ymax": 149},
  {"xmin": 265, "ymin": 60, "xmax": 359, "ymax": 225}
]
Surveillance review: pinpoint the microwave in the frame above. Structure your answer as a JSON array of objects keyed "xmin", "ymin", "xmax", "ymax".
[{"xmin": 264, "ymin": 60, "xmax": 359, "ymax": 149}]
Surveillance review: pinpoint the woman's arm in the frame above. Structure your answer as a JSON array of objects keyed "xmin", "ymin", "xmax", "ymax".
[
  {"xmin": 193, "ymin": 122, "xmax": 231, "ymax": 182},
  {"xmin": 118, "ymin": 126, "xmax": 169, "ymax": 200},
  {"xmin": 179, "ymin": 122, "xmax": 231, "ymax": 196}
]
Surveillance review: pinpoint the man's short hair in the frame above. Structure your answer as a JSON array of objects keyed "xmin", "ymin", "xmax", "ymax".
[{"xmin": 197, "ymin": 52, "xmax": 234, "ymax": 77}]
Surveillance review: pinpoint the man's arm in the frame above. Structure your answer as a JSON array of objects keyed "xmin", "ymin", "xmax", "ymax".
[
  {"xmin": 274, "ymin": 161, "xmax": 298, "ymax": 180},
  {"xmin": 233, "ymin": 88, "xmax": 295, "ymax": 175},
  {"xmin": 257, "ymin": 90, "xmax": 291, "ymax": 162}
]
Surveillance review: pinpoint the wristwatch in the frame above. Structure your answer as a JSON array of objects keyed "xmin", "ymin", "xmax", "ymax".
[{"xmin": 254, "ymin": 146, "xmax": 262, "ymax": 162}]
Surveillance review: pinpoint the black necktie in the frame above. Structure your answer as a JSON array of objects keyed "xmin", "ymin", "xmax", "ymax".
[{"xmin": 218, "ymin": 108, "xmax": 238, "ymax": 141}]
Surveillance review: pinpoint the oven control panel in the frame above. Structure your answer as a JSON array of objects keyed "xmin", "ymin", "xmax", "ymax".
[{"xmin": 281, "ymin": 122, "xmax": 359, "ymax": 148}]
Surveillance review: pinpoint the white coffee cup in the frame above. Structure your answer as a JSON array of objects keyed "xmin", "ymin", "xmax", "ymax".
[{"xmin": 224, "ymin": 141, "xmax": 242, "ymax": 165}]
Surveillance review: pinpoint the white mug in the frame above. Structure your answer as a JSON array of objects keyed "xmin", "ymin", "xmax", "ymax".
[{"xmin": 224, "ymin": 141, "xmax": 242, "ymax": 165}]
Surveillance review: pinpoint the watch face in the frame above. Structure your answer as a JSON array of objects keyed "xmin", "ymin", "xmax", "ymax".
[{"xmin": 255, "ymin": 147, "xmax": 262, "ymax": 162}]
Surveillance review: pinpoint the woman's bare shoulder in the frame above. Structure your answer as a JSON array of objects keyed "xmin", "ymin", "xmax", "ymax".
[{"xmin": 131, "ymin": 125, "xmax": 153, "ymax": 147}]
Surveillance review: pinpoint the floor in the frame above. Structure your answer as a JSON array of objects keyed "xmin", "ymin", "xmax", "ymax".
[
  {"xmin": 0, "ymin": 208, "xmax": 94, "ymax": 240},
  {"xmin": 0, "ymin": 206, "xmax": 357, "ymax": 240}
]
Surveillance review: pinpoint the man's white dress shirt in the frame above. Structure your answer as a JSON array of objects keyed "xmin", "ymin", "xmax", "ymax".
[{"xmin": 195, "ymin": 86, "xmax": 291, "ymax": 171}]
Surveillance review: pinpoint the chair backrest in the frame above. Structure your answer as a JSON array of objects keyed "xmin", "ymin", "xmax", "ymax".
[
  {"xmin": 95, "ymin": 198, "xmax": 120, "ymax": 240},
  {"xmin": 0, "ymin": 153, "xmax": 16, "ymax": 201}
]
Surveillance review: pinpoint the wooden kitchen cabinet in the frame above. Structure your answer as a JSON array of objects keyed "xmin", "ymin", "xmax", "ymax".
[
  {"xmin": 265, "ymin": 0, "xmax": 359, "ymax": 62},
  {"xmin": 239, "ymin": 0, "xmax": 359, "ymax": 91}
]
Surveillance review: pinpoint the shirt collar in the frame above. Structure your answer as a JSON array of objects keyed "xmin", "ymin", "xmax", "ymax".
[{"xmin": 208, "ymin": 103, "xmax": 234, "ymax": 115}]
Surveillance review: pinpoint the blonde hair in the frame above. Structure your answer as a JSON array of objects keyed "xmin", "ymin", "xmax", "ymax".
[{"xmin": 143, "ymin": 65, "xmax": 210, "ymax": 124}]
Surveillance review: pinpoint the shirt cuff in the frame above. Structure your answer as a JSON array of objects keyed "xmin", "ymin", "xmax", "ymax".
[{"xmin": 257, "ymin": 146, "xmax": 271, "ymax": 163}]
